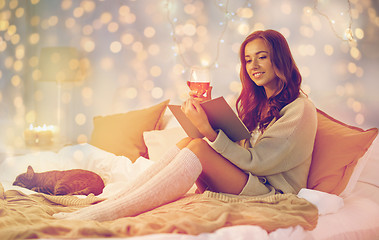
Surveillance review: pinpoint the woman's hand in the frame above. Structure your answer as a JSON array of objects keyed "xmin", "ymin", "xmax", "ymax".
[{"xmin": 181, "ymin": 98, "xmax": 217, "ymax": 142}]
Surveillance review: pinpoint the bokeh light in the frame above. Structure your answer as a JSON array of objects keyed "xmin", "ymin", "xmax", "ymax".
[{"xmin": 0, "ymin": 0, "xmax": 377, "ymax": 146}]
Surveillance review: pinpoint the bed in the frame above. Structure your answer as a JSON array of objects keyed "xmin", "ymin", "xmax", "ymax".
[{"xmin": 0, "ymin": 100, "xmax": 378, "ymax": 240}]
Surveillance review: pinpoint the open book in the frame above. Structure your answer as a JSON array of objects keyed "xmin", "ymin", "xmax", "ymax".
[{"xmin": 168, "ymin": 97, "xmax": 251, "ymax": 142}]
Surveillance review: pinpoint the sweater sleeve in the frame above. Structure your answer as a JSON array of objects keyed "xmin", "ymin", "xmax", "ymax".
[{"xmin": 207, "ymin": 97, "xmax": 317, "ymax": 176}]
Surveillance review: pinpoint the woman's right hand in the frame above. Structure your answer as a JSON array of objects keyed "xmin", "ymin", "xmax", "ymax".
[{"xmin": 181, "ymin": 97, "xmax": 217, "ymax": 142}]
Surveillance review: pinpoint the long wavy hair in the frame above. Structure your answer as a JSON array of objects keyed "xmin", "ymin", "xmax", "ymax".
[{"xmin": 236, "ymin": 29, "xmax": 302, "ymax": 132}]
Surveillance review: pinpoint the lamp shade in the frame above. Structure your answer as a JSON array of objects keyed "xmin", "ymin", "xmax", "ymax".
[{"xmin": 39, "ymin": 47, "xmax": 81, "ymax": 82}]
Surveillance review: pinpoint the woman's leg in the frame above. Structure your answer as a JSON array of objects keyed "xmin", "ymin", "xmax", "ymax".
[
  {"xmin": 53, "ymin": 138, "xmax": 247, "ymax": 221},
  {"xmin": 186, "ymin": 138, "xmax": 249, "ymax": 195},
  {"xmin": 111, "ymin": 137, "xmax": 193, "ymax": 199},
  {"xmin": 109, "ymin": 144, "xmax": 181, "ymax": 200}
]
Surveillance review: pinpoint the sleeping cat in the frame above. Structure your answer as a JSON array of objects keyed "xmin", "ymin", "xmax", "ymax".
[{"xmin": 13, "ymin": 165, "xmax": 105, "ymax": 196}]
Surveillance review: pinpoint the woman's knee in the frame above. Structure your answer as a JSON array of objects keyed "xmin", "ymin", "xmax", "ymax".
[
  {"xmin": 176, "ymin": 137, "xmax": 194, "ymax": 149},
  {"xmin": 185, "ymin": 138, "xmax": 210, "ymax": 154}
]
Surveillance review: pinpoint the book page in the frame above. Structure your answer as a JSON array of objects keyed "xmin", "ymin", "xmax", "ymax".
[{"xmin": 168, "ymin": 97, "xmax": 250, "ymax": 142}]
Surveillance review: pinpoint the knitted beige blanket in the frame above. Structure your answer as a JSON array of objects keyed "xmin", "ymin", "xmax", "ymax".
[{"xmin": 0, "ymin": 183, "xmax": 318, "ymax": 239}]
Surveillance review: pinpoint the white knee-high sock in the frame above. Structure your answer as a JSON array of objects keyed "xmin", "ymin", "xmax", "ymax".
[
  {"xmin": 54, "ymin": 145, "xmax": 180, "ymax": 219},
  {"xmin": 54, "ymin": 148, "xmax": 202, "ymax": 221},
  {"xmin": 109, "ymin": 145, "xmax": 180, "ymax": 200}
]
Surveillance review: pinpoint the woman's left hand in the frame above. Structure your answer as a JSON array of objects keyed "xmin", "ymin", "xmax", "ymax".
[{"xmin": 181, "ymin": 98, "xmax": 217, "ymax": 142}]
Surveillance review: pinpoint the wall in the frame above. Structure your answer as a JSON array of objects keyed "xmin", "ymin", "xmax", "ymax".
[{"xmin": 0, "ymin": 0, "xmax": 378, "ymax": 147}]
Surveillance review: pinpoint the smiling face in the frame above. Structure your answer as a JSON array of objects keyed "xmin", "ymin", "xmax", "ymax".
[{"xmin": 244, "ymin": 38, "xmax": 279, "ymax": 98}]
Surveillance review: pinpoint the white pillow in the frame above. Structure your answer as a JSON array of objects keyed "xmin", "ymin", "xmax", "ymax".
[
  {"xmin": 340, "ymin": 136, "xmax": 378, "ymax": 197},
  {"xmin": 143, "ymin": 127, "xmax": 187, "ymax": 161},
  {"xmin": 358, "ymin": 137, "xmax": 379, "ymax": 188}
]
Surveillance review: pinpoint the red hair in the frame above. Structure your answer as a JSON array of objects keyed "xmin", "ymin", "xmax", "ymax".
[{"xmin": 236, "ymin": 29, "xmax": 302, "ymax": 131}]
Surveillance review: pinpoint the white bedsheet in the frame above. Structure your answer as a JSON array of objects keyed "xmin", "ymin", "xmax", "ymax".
[
  {"xmin": 0, "ymin": 143, "xmax": 378, "ymax": 240},
  {"xmin": 0, "ymin": 143, "xmax": 154, "ymax": 198},
  {"xmin": 309, "ymin": 181, "xmax": 379, "ymax": 240}
]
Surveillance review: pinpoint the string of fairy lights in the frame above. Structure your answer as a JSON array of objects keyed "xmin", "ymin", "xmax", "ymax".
[
  {"xmin": 165, "ymin": 0, "xmax": 233, "ymax": 70},
  {"xmin": 165, "ymin": 0, "xmax": 355, "ymax": 71},
  {"xmin": 0, "ymin": 0, "xmax": 375, "ymax": 147},
  {"xmin": 313, "ymin": 0, "xmax": 354, "ymax": 41},
  {"xmin": 163, "ymin": 0, "xmax": 368, "ymax": 128}
]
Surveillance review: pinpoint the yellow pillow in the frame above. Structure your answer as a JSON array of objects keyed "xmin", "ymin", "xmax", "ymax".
[
  {"xmin": 90, "ymin": 100, "xmax": 170, "ymax": 162},
  {"xmin": 307, "ymin": 109, "xmax": 378, "ymax": 195}
]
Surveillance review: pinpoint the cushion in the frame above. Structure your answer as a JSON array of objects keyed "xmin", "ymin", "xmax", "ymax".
[
  {"xmin": 358, "ymin": 137, "xmax": 379, "ymax": 188},
  {"xmin": 307, "ymin": 109, "xmax": 378, "ymax": 195},
  {"xmin": 90, "ymin": 100, "xmax": 170, "ymax": 162},
  {"xmin": 143, "ymin": 127, "xmax": 187, "ymax": 161},
  {"xmin": 339, "ymin": 140, "xmax": 375, "ymax": 198}
]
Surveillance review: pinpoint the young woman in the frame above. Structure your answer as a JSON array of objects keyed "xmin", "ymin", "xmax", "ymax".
[{"xmin": 54, "ymin": 29, "xmax": 317, "ymax": 221}]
